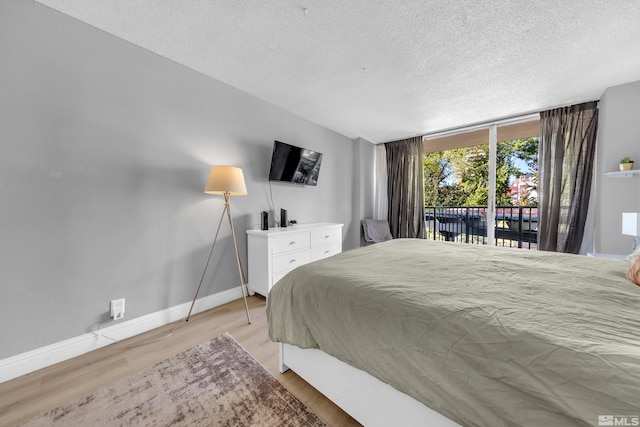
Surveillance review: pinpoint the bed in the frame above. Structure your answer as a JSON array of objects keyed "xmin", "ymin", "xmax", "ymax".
[{"xmin": 266, "ymin": 239, "xmax": 640, "ymax": 427}]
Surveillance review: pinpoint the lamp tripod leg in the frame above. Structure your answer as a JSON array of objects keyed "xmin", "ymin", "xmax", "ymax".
[
  {"xmin": 226, "ymin": 202, "xmax": 251, "ymax": 324},
  {"xmin": 185, "ymin": 194, "xmax": 251, "ymax": 325},
  {"xmin": 185, "ymin": 202, "xmax": 226, "ymax": 322}
]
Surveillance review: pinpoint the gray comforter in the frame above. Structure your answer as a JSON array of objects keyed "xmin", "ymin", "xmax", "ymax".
[{"xmin": 267, "ymin": 239, "xmax": 640, "ymax": 427}]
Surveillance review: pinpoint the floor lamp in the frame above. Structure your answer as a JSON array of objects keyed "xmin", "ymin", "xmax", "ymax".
[
  {"xmin": 622, "ymin": 212, "xmax": 640, "ymax": 252},
  {"xmin": 186, "ymin": 166, "xmax": 251, "ymax": 324}
]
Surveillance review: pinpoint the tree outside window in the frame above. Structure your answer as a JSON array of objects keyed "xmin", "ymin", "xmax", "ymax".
[{"xmin": 424, "ymin": 138, "xmax": 538, "ymax": 207}]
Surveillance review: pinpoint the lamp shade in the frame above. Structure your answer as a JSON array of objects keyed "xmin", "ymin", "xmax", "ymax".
[
  {"xmin": 622, "ymin": 212, "xmax": 640, "ymax": 236},
  {"xmin": 205, "ymin": 166, "xmax": 247, "ymax": 196}
]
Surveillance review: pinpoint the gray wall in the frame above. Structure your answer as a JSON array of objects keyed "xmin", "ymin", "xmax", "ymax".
[
  {"xmin": 594, "ymin": 80, "xmax": 640, "ymax": 254},
  {"xmin": 350, "ymin": 138, "xmax": 376, "ymax": 246},
  {"xmin": 0, "ymin": 0, "xmax": 365, "ymax": 359}
]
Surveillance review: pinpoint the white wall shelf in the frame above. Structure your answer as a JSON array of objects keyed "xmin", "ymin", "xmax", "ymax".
[{"xmin": 605, "ymin": 169, "xmax": 640, "ymax": 178}]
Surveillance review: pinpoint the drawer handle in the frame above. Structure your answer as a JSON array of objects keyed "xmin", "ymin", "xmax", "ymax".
[
  {"xmin": 324, "ymin": 250, "xmax": 330, "ymax": 254},
  {"xmin": 324, "ymin": 235, "xmax": 330, "ymax": 239},
  {"xmin": 289, "ymin": 259, "xmax": 296, "ymax": 263},
  {"xmin": 289, "ymin": 241, "xmax": 296, "ymax": 245}
]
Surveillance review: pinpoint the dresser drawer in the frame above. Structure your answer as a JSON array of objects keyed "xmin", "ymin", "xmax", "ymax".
[
  {"xmin": 272, "ymin": 233, "xmax": 311, "ymax": 255},
  {"xmin": 247, "ymin": 223, "xmax": 343, "ymax": 297},
  {"xmin": 272, "ymin": 271, "xmax": 289, "ymax": 287},
  {"xmin": 310, "ymin": 228, "xmax": 341, "ymax": 246},
  {"xmin": 310, "ymin": 242, "xmax": 342, "ymax": 262},
  {"xmin": 272, "ymin": 250, "xmax": 311, "ymax": 274}
]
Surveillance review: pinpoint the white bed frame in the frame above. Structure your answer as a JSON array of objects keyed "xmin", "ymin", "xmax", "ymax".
[{"xmin": 279, "ymin": 343, "xmax": 461, "ymax": 427}]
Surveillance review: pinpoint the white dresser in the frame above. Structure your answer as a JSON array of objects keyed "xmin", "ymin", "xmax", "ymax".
[{"xmin": 246, "ymin": 223, "xmax": 343, "ymax": 297}]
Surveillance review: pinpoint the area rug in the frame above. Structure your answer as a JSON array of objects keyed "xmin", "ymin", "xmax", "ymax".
[{"xmin": 20, "ymin": 333, "xmax": 327, "ymax": 426}]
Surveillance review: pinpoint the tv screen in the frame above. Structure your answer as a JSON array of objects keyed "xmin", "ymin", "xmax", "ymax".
[{"xmin": 268, "ymin": 140, "xmax": 323, "ymax": 186}]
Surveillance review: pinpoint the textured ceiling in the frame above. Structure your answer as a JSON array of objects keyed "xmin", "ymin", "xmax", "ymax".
[{"xmin": 35, "ymin": 0, "xmax": 640, "ymax": 143}]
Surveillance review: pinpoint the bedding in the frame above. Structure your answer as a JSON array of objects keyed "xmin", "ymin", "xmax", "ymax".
[{"xmin": 267, "ymin": 239, "xmax": 640, "ymax": 427}]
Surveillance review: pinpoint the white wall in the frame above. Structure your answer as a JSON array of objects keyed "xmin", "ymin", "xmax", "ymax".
[
  {"xmin": 0, "ymin": 0, "xmax": 365, "ymax": 360},
  {"xmin": 594, "ymin": 80, "xmax": 640, "ymax": 254}
]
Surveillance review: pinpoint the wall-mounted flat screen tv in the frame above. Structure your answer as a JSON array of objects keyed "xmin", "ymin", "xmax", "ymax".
[{"xmin": 268, "ymin": 140, "xmax": 323, "ymax": 186}]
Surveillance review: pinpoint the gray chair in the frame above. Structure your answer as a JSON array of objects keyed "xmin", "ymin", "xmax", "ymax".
[{"xmin": 362, "ymin": 219, "xmax": 393, "ymax": 245}]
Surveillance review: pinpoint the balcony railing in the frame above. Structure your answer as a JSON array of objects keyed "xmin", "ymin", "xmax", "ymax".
[{"xmin": 425, "ymin": 206, "xmax": 538, "ymax": 249}]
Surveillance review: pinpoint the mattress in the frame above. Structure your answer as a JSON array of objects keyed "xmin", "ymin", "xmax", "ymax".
[{"xmin": 267, "ymin": 239, "xmax": 640, "ymax": 427}]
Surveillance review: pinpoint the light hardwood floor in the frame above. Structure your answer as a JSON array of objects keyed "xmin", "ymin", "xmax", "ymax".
[{"xmin": 0, "ymin": 296, "xmax": 361, "ymax": 426}]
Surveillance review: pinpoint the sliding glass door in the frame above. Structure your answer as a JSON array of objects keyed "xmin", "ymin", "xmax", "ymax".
[{"xmin": 423, "ymin": 118, "xmax": 539, "ymax": 248}]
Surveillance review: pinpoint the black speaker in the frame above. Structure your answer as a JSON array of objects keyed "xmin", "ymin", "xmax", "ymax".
[
  {"xmin": 260, "ymin": 211, "xmax": 269, "ymax": 230},
  {"xmin": 280, "ymin": 209, "xmax": 288, "ymax": 228}
]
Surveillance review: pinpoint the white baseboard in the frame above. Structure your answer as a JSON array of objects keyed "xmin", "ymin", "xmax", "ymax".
[{"xmin": 0, "ymin": 287, "xmax": 244, "ymax": 383}]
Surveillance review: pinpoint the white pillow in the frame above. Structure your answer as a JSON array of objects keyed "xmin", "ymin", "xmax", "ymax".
[{"xmin": 627, "ymin": 244, "xmax": 640, "ymax": 262}]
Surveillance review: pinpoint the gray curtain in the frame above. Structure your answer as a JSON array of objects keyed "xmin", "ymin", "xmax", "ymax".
[
  {"xmin": 385, "ymin": 137, "xmax": 425, "ymax": 238},
  {"xmin": 538, "ymin": 101, "xmax": 598, "ymax": 253}
]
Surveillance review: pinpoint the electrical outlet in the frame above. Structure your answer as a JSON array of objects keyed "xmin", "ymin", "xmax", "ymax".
[{"xmin": 110, "ymin": 298, "xmax": 125, "ymax": 320}]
